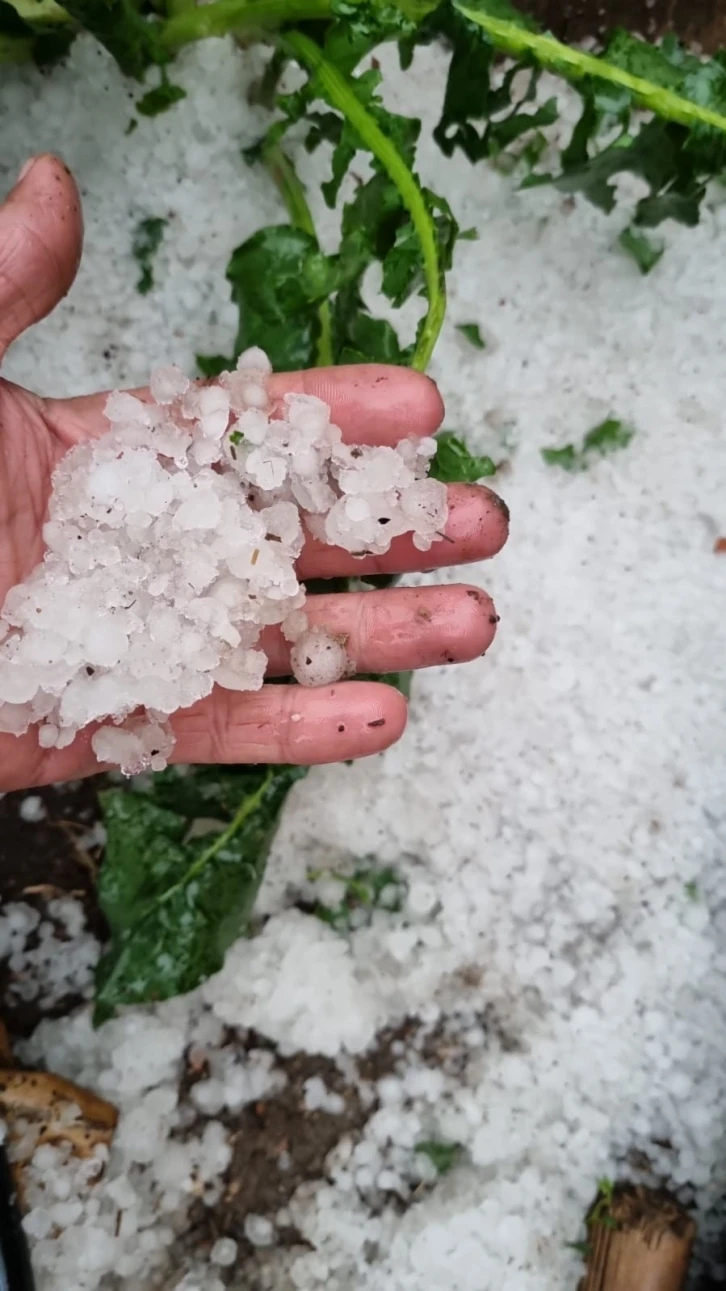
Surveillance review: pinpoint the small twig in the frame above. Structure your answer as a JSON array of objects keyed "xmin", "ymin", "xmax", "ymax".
[
  {"xmin": 54, "ymin": 820, "xmax": 100, "ymax": 878},
  {"xmin": 22, "ymin": 884, "xmax": 85, "ymax": 899}
]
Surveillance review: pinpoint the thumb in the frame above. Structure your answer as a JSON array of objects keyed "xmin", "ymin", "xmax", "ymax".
[{"xmin": 0, "ymin": 154, "xmax": 83, "ymax": 362}]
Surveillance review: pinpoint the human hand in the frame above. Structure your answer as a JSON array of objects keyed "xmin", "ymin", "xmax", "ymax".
[{"xmin": 0, "ymin": 155, "xmax": 508, "ymax": 790}]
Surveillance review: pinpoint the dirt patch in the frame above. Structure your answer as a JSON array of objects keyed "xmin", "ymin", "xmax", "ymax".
[
  {"xmin": 181, "ymin": 1037, "xmax": 371, "ymax": 1271},
  {"xmin": 0, "ymin": 778, "xmax": 107, "ymax": 1036},
  {"xmin": 212, "ymin": 1055, "xmax": 362, "ymax": 1234},
  {"xmin": 518, "ymin": 0, "xmax": 726, "ymax": 52},
  {"xmin": 177, "ymin": 1014, "xmax": 484, "ymax": 1279}
]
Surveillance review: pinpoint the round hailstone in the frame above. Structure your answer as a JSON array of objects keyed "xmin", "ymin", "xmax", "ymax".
[
  {"xmin": 92, "ymin": 721, "xmax": 174, "ymax": 776},
  {"xmin": 210, "ymin": 1237, "xmax": 238, "ymax": 1267},
  {"xmin": 290, "ymin": 629, "xmax": 350, "ymax": 688},
  {"xmin": 281, "ymin": 610, "xmax": 309, "ymax": 643},
  {"xmin": 0, "ymin": 351, "xmax": 448, "ymax": 772},
  {"xmin": 150, "ymin": 365, "xmax": 190, "ymax": 405},
  {"xmin": 18, "ymin": 795, "xmax": 46, "ymax": 823},
  {"xmin": 243, "ymin": 1214, "xmax": 275, "ymax": 1248}
]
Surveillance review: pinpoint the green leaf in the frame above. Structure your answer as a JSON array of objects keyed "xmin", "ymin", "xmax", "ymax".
[
  {"xmin": 684, "ymin": 880, "xmax": 699, "ymax": 902},
  {"xmin": 94, "ymin": 765, "xmax": 306, "ymax": 1023},
  {"xmin": 542, "ymin": 417, "xmax": 634, "ymax": 471},
  {"xmin": 545, "ymin": 118, "xmax": 711, "ymax": 224},
  {"xmin": 161, "ymin": 0, "xmax": 332, "ymax": 53},
  {"xmin": 196, "ymin": 353, "xmax": 231, "ymax": 378},
  {"xmin": 430, "ymin": 430, "xmax": 496, "ymax": 483},
  {"xmin": 0, "ymin": 0, "xmax": 74, "ymax": 62},
  {"xmin": 415, "ymin": 1140, "xmax": 462, "ymax": 1174},
  {"xmin": 3, "ymin": 0, "xmax": 69, "ymax": 25},
  {"xmin": 455, "ymin": 1, "xmax": 726, "ymax": 130},
  {"xmin": 541, "ymin": 444, "xmax": 577, "ymax": 471},
  {"xmin": 604, "ymin": 28, "xmax": 684, "ymax": 91},
  {"xmin": 454, "ymin": 2, "xmax": 726, "ymax": 241},
  {"xmin": 586, "ymin": 417, "xmax": 633, "ymax": 456},
  {"xmin": 619, "ymin": 226, "xmax": 664, "ymax": 274},
  {"xmin": 225, "ymin": 224, "xmax": 337, "ymax": 371},
  {"xmin": 332, "ymin": 282, "xmax": 412, "ymax": 366},
  {"xmin": 565, "ymin": 1240, "xmax": 591, "ymax": 1258},
  {"xmin": 211, "ymin": 26, "xmax": 459, "ymax": 373},
  {"xmin": 431, "ymin": 6, "xmax": 556, "ymax": 167},
  {"xmin": 248, "ymin": 46, "xmax": 287, "ymax": 109},
  {"xmin": 132, "ymin": 216, "xmax": 167, "ymax": 295},
  {"xmin": 55, "ymin": 0, "xmax": 164, "ymax": 78},
  {"xmin": 137, "ymin": 80, "xmax": 187, "ymax": 117},
  {"xmin": 329, "ymin": 0, "xmax": 436, "ymax": 38},
  {"xmin": 317, "ymin": 67, "xmax": 421, "ymax": 208},
  {"xmin": 309, "ymin": 859, "xmax": 407, "ymax": 931},
  {"xmin": 605, "ymin": 28, "xmax": 726, "ymax": 115},
  {"xmin": 284, "ymin": 30, "xmax": 449, "ymax": 372},
  {"xmin": 456, "ymin": 322, "xmax": 486, "ymax": 349},
  {"xmin": 635, "ymin": 188, "xmax": 703, "ymax": 227}
]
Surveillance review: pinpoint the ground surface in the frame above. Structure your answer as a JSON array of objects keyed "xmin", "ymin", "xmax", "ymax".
[
  {"xmin": 2, "ymin": 10, "xmax": 726, "ymax": 1291},
  {"xmin": 520, "ymin": 0, "xmax": 726, "ymax": 52}
]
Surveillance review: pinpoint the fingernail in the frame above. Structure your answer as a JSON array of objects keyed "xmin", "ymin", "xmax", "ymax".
[
  {"xmin": 16, "ymin": 156, "xmax": 39, "ymax": 185},
  {"xmin": 482, "ymin": 486, "xmax": 510, "ymax": 524}
]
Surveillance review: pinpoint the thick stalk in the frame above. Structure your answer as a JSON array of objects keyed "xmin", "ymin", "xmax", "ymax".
[
  {"xmin": 283, "ymin": 29, "xmax": 445, "ymax": 371},
  {"xmin": 455, "ymin": 3, "xmax": 726, "ymax": 134},
  {"xmin": 162, "ymin": 0, "xmax": 329, "ymax": 49}
]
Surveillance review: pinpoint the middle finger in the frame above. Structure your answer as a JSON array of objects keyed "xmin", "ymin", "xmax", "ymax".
[{"xmin": 261, "ymin": 583, "xmax": 498, "ymax": 677}]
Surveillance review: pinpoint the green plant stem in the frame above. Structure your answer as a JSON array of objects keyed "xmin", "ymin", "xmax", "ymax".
[
  {"xmin": 162, "ymin": 0, "xmax": 329, "ymax": 49},
  {"xmin": 283, "ymin": 29, "xmax": 445, "ymax": 371},
  {"xmin": 454, "ymin": 2, "xmax": 726, "ymax": 134},
  {"xmin": 168, "ymin": 770, "xmax": 272, "ymax": 902},
  {"xmin": 0, "ymin": 34, "xmax": 33, "ymax": 60},
  {"xmin": 7, "ymin": 0, "xmax": 72, "ymax": 23},
  {"xmin": 262, "ymin": 140, "xmax": 333, "ymax": 366}
]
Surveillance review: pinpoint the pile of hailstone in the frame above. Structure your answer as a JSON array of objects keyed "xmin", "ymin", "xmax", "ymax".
[{"xmin": 0, "ymin": 350, "xmax": 447, "ymax": 773}]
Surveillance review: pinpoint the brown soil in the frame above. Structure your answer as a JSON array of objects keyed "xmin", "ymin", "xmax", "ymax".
[
  {"xmin": 184, "ymin": 1043, "xmax": 369, "ymax": 1257},
  {"xmin": 0, "ymin": 778, "xmax": 107, "ymax": 1036},
  {"xmin": 518, "ymin": 0, "xmax": 726, "ymax": 52},
  {"xmin": 177, "ymin": 1016, "xmax": 482, "ymax": 1282}
]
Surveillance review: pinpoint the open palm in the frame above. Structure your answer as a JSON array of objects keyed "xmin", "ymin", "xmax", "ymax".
[{"xmin": 0, "ymin": 156, "xmax": 508, "ymax": 791}]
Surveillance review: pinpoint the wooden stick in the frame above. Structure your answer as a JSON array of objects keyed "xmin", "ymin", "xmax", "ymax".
[{"xmin": 580, "ymin": 1184, "xmax": 696, "ymax": 1291}]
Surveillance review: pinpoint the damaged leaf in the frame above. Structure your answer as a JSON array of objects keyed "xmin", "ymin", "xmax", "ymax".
[{"xmin": 94, "ymin": 765, "xmax": 306, "ymax": 1022}]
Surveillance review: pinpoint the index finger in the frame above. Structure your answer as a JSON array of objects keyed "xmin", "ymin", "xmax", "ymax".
[{"xmin": 45, "ymin": 364, "xmax": 445, "ymax": 449}]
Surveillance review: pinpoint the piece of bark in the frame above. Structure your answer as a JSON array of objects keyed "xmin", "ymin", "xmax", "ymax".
[
  {"xmin": 580, "ymin": 1184, "xmax": 696, "ymax": 1291},
  {"xmin": 0, "ymin": 1069, "xmax": 118, "ymax": 1163}
]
